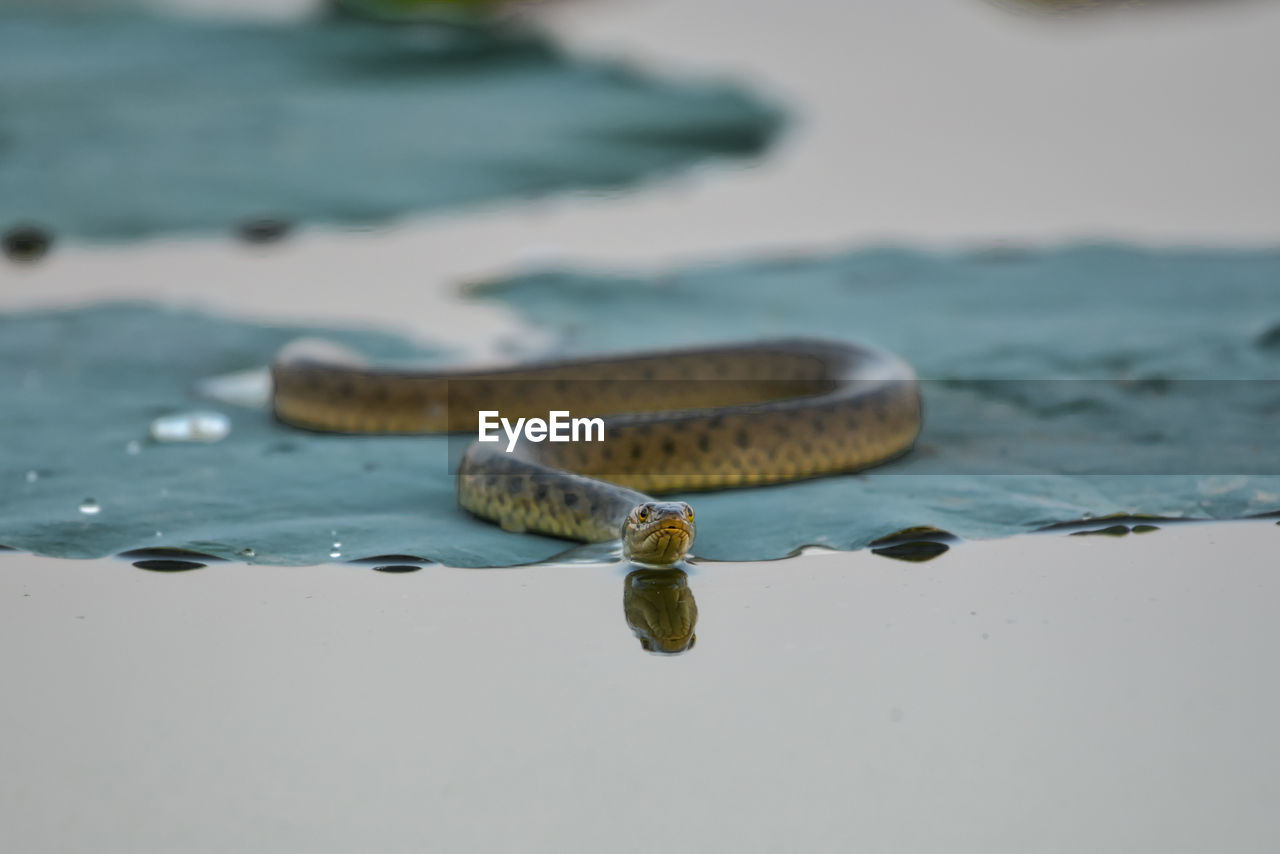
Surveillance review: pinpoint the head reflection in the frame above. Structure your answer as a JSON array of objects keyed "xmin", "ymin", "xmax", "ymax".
[{"xmin": 623, "ymin": 568, "xmax": 698, "ymax": 654}]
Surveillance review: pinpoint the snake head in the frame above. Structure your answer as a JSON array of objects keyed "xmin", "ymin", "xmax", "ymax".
[{"xmin": 622, "ymin": 501, "xmax": 696, "ymax": 566}]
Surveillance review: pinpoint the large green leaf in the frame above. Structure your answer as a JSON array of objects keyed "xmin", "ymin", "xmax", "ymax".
[
  {"xmin": 3, "ymin": 246, "xmax": 1278, "ymax": 566},
  {"xmin": 0, "ymin": 5, "xmax": 779, "ymax": 239}
]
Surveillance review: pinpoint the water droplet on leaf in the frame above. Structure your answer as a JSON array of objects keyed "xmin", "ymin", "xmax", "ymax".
[{"xmin": 150, "ymin": 411, "xmax": 230, "ymax": 443}]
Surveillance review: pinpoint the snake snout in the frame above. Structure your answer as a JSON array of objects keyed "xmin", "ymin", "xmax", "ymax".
[{"xmin": 623, "ymin": 501, "xmax": 697, "ymax": 566}]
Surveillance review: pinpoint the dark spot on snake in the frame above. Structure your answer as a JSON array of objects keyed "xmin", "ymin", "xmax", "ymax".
[
  {"xmin": 486, "ymin": 475, "xmax": 499, "ymax": 487},
  {"xmin": 335, "ymin": 380, "xmax": 355, "ymax": 397},
  {"xmin": 661, "ymin": 438, "xmax": 676, "ymax": 456},
  {"xmin": 735, "ymin": 430, "xmax": 750, "ymax": 449},
  {"xmin": 534, "ymin": 484, "xmax": 549, "ymax": 501},
  {"xmin": 507, "ymin": 476, "xmax": 524, "ymax": 494},
  {"xmin": 601, "ymin": 446, "xmax": 613, "ymax": 461},
  {"xmin": 811, "ymin": 418, "xmax": 824, "ymax": 434},
  {"xmin": 707, "ymin": 414, "xmax": 724, "ymax": 429},
  {"xmin": 564, "ymin": 493, "xmax": 579, "ymax": 507},
  {"xmin": 697, "ymin": 434, "xmax": 711, "ymax": 453},
  {"xmin": 630, "ymin": 443, "xmax": 644, "ymax": 461}
]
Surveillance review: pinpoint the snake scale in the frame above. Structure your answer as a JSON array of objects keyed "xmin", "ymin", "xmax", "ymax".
[{"xmin": 271, "ymin": 338, "xmax": 922, "ymax": 565}]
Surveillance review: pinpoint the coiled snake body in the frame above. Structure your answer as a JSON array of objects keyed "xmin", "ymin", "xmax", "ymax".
[{"xmin": 271, "ymin": 338, "xmax": 921, "ymax": 565}]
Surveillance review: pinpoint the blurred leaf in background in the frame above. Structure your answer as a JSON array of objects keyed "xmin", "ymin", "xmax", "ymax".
[
  {"xmin": 990, "ymin": 0, "xmax": 1235, "ymax": 12},
  {"xmin": 0, "ymin": 3, "xmax": 780, "ymax": 242},
  {"xmin": 330, "ymin": 0, "xmax": 514, "ymax": 23}
]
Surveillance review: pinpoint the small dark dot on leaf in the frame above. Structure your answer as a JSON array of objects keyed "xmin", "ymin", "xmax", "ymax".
[
  {"xmin": 236, "ymin": 218, "xmax": 293, "ymax": 244},
  {"xmin": 3, "ymin": 223, "xmax": 53, "ymax": 263}
]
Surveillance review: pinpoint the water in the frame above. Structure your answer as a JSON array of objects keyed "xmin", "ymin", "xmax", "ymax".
[
  {"xmin": 3, "ymin": 520, "xmax": 1280, "ymax": 854},
  {"xmin": 78, "ymin": 498, "xmax": 99, "ymax": 515}
]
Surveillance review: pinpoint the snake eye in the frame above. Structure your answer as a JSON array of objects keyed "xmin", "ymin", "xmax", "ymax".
[
  {"xmin": 684, "ymin": 506, "xmax": 695, "ymax": 521},
  {"xmin": 636, "ymin": 507, "xmax": 649, "ymax": 522}
]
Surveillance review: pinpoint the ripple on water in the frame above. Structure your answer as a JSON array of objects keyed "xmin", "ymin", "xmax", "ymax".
[
  {"xmin": 118, "ymin": 547, "xmax": 225, "ymax": 563},
  {"xmin": 133, "ymin": 559, "xmax": 206, "ymax": 572},
  {"xmin": 868, "ymin": 526, "xmax": 955, "ymax": 563},
  {"xmin": 1070, "ymin": 525, "xmax": 1134, "ymax": 537},
  {"xmin": 871, "ymin": 541, "xmax": 950, "ymax": 563},
  {"xmin": 346, "ymin": 555, "xmax": 431, "ymax": 572},
  {"xmin": 78, "ymin": 498, "xmax": 100, "ymax": 515}
]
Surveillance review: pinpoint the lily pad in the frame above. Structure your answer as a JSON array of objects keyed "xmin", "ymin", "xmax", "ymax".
[
  {"xmin": 0, "ymin": 5, "xmax": 780, "ymax": 240},
  {"xmin": 3, "ymin": 246, "xmax": 1280, "ymax": 566}
]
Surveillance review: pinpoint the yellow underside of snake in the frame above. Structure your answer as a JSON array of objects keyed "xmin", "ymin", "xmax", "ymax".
[{"xmin": 271, "ymin": 338, "xmax": 922, "ymax": 563}]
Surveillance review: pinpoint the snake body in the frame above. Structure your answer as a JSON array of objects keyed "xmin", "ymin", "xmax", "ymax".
[{"xmin": 271, "ymin": 338, "xmax": 921, "ymax": 559}]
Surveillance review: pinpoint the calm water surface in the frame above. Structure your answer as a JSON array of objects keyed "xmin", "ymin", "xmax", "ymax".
[{"xmin": 3, "ymin": 522, "xmax": 1277, "ymax": 852}]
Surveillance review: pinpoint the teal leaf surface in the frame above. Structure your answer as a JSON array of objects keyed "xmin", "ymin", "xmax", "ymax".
[
  {"xmin": 0, "ymin": 6, "xmax": 780, "ymax": 240},
  {"xmin": 3, "ymin": 247, "xmax": 1280, "ymax": 566}
]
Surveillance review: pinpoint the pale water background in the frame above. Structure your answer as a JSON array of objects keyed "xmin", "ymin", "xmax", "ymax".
[
  {"xmin": 4, "ymin": 523, "xmax": 1278, "ymax": 852},
  {"xmin": 3, "ymin": 0, "xmax": 1279, "ymax": 851}
]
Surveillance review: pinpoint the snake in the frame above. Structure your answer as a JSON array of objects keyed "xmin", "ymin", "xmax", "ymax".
[{"xmin": 270, "ymin": 338, "xmax": 922, "ymax": 566}]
